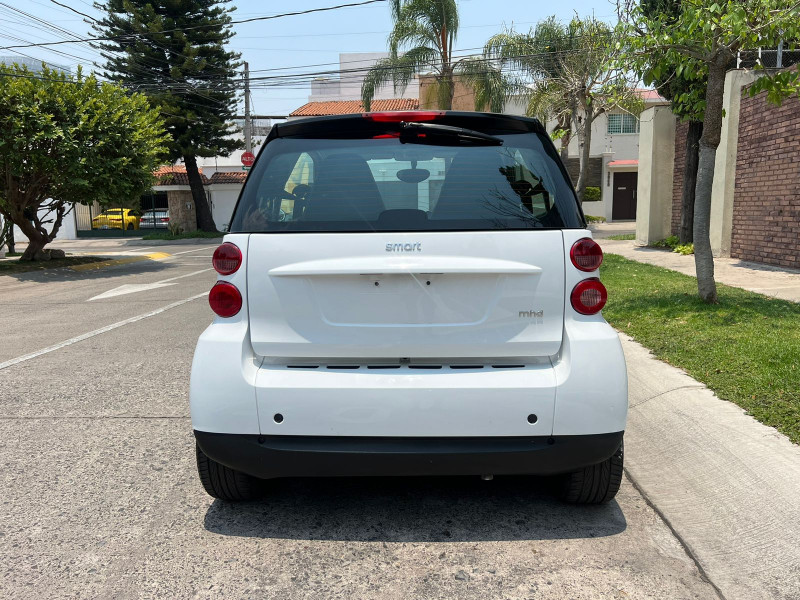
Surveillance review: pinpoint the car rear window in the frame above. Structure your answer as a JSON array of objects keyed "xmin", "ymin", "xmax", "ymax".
[{"xmin": 230, "ymin": 132, "xmax": 584, "ymax": 233}]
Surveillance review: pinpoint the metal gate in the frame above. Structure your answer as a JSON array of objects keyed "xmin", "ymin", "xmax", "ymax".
[{"xmin": 75, "ymin": 192, "xmax": 169, "ymax": 238}]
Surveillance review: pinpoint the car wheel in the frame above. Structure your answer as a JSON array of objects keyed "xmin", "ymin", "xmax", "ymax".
[
  {"xmin": 560, "ymin": 441, "xmax": 623, "ymax": 504},
  {"xmin": 195, "ymin": 443, "xmax": 264, "ymax": 501},
  {"xmin": 126, "ymin": 223, "xmax": 134, "ymax": 230}
]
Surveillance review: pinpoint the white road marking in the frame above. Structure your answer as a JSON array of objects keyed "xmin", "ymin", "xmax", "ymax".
[
  {"xmin": 171, "ymin": 246, "xmax": 217, "ymax": 255},
  {"xmin": 88, "ymin": 268, "xmax": 213, "ymax": 301},
  {"xmin": 0, "ymin": 293, "xmax": 208, "ymax": 371}
]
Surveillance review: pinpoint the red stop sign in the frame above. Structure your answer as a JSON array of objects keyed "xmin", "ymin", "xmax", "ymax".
[{"xmin": 241, "ymin": 151, "xmax": 255, "ymax": 167}]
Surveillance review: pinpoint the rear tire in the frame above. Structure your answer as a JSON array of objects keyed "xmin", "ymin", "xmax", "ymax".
[
  {"xmin": 195, "ymin": 443, "xmax": 264, "ymax": 501},
  {"xmin": 560, "ymin": 441, "xmax": 623, "ymax": 504}
]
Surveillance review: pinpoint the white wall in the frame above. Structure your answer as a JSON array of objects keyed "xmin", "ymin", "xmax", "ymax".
[
  {"xmin": 3, "ymin": 206, "xmax": 77, "ymax": 245},
  {"xmin": 309, "ymin": 53, "xmax": 420, "ymax": 103},
  {"xmin": 208, "ymin": 186, "xmax": 242, "ymax": 232},
  {"xmin": 193, "ymin": 136, "xmax": 269, "ymax": 178},
  {"xmin": 546, "ymin": 112, "xmax": 642, "ymax": 161}
]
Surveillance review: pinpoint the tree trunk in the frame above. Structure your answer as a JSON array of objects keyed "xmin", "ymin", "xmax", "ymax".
[
  {"xmin": 693, "ymin": 61, "xmax": 728, "ymax": 304},
  {"xmin": 1, "ymin": 214, "xmax": 15, "ymax": 253},
  {"xmin": 680, "ymin": 120, "xmax": 702, "ymax": 244},
  {"xmin": 435, "ymin": 66, "xmax": 454, "ymax": 110},
  {"xmin": 575, "ymin": 111, "xmax": 594, "ymax": 203},
  {"xmin": 16, "ymin": 216, "xmax": 48, "ymax": 261},
  {"xmin": 184, "ymin": 155, "xmax": 217, "ymax": 232},
  {"xmin": 560, "ymin": 130, "xmax": 571, "ymax": 161}
]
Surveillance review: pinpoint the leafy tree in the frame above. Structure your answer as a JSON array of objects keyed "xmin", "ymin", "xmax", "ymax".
[
  {"xmin": 640, "ymin": 0, "xmax": 708, "ymax": 244},
  {"xmin": 361, "ymin": 0, "xmax": 508, "ymax": 112},
  {"xmin": 621, "ymin": 0, "xmax": 800, "ymax": 303},
  {"xmin": 94, "ymin": 0, "xmax": 242, "ymax": 232},
  {"xmin": 486, "ymin": 17, "xmax": 642, "ymax": 202},
  {"xmin": 0, "ymin": 65, "xmax": 166, "ymax": 260}
]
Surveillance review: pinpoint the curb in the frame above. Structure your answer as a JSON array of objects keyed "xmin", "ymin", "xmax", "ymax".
[{"xmin": 69, "ymin": 252, "xmax": 171, "ymax": 272}]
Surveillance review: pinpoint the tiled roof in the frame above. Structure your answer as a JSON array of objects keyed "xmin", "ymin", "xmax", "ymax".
[
  {"xmin": 154, "ymin": 165, "xmax": 209, "ymax": 186},
  {"xmin": 635, "ymin": 88, "xmax": 668, "ymax": 103},
  {"xmin": 607, "ymin": 159, "xmax": 639, "ymax": 167},
  {"xmin": 289, "ymin": 98, "xmax": 419, "ymax": 117},
  {"xmin": 209, "ymin": 171, "xmax": 248, "ymax": 184}
]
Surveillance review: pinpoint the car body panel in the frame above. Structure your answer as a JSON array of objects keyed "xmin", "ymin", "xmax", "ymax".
[
  {"xmin": 246, "ymin": 231, "xmax": 565, "ymax": 359},
  {"xmin": 91, "ymin": 208, "xmax": 139, "ymax": 230}
]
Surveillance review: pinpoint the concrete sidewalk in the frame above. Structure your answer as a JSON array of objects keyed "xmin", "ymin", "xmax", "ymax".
[
  {"xmin": 622, "ymin": 333, "xmax": 800, "ymax": 600},
  {"xmin": 599, "ymin": 238, "xmax": 800, "ymax": 303}
]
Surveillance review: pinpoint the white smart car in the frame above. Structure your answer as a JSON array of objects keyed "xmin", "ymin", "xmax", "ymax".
[{"xmin": 191, "ymin": 111, "xmax": 627, "ymax": 504}]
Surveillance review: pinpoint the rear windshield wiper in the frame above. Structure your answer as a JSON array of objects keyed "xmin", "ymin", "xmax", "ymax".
[{"xmin": 399, "ymin": 121, "xmax": 504, "ymax": 146}]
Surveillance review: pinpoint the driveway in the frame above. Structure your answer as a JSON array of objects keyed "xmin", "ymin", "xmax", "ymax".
[{"xmin": 0, "ymin": 245, "xmax": 723, "ymax": 598}]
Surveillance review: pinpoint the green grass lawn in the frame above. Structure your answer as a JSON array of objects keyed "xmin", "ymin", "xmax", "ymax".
[
  {"xmin": 607, "ymin": 233, "xmax": 636, "ymax": 241},
  {"xmin": 601, "ymin": 254, "xmax": 800, "ymax": 443},
  {"xmin": 0, "ymin": 256, "xmax": 106, "ymax": 274},
  {"xmin": 142, "ymin": 230, "xmax": 223, "ymax": 241}
]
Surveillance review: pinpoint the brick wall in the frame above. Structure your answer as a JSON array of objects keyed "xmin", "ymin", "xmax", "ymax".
[
  {"xmin": 731, "ymin": 90, "xmax": 800, "ymax": 268},
  {"xmin": 672, "ymin": 121, "xmax": 688, "ymax": 235}
]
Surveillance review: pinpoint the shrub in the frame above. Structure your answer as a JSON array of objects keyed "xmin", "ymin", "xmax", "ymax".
[
  {"xmin": 583, "ymin": 186, "xmax": 602, "ymax": 202},
  {"xmin": 651, "ymin": 236, "xmax": 694, "ymax": 255},
  {"xmin": 652, "ymin": 235, "xmax": 679, "ymax": 249},
  {"xmin": 585, "ymin": 215, "xmax": 606, "ymax": 223}
]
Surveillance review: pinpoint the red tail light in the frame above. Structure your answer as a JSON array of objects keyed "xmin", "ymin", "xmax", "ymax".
[
  {"xmin": 570, "ymin": 238, "xmax": 603, "ymax": 271},
  {"xmin": 159, "ymin": 217, "xmax": 170, "ymax": 222},
  {"xmin": 212, "ymin": 242, "xmax": 242, "ymax": 275},
  {"xmin": 363, "ymin": 111, "xmax": 444, "ymax": 122},
  {"xmin": 570, "ymin": 278, "xmax": 608, "ymax": 315},
  {"xmin": 209, "ymin": 282, "xmax": 242, "ymax": 318}
]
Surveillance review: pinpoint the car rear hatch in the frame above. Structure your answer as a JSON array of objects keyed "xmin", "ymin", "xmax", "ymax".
[
  {"xmin": 229, "ymin": 111, "xmax": 586, "ymax": 436},
  {"xmin": 247, "ymin": 230, "xmax": 565, "ymax": 358}
]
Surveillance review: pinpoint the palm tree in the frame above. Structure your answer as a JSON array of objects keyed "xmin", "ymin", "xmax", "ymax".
[
  {"xmin": 361, "ymin": 0, "xmax": 508, "ymax": 112},
  {"xmin": 485, "ymin": 17, "xmax": 582, "ymax": 159},
  {"xmin": 485, "ymin": 17, "xmax": 641, "ymax": 202}
]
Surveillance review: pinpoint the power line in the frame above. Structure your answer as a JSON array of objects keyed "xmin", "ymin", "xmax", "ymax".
[
  {"xmin": 47, "ymin": 0, "xmax": 94, "ymax": 21},
  {"xmin": 0, "ymin": 0, "xmax": 389, "ymax": 51}
]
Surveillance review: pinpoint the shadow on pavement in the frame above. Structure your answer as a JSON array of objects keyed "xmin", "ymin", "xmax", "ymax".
[
  {"xmin": 1, "ymin": 259, "xmax": 176, "ymax": 284},
  {"xmin": 203, "ymin": 475, "xmax": 626, "ymax": 542}
]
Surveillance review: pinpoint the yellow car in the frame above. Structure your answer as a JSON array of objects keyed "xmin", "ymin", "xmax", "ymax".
[{"xmin": 91, "ymin": 209, "xmax": 140, "ymax": 230}]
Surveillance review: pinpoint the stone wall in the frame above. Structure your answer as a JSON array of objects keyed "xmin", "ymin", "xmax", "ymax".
[
  {"xmin": 166, "ymin": 190, "xmax": 197, "ymax": 233},
  {"xmin": 730, "ymin": 89, "xmax": 800, "ymax": 268},
  {"xmin": 671, "ymin": 121, "xmax": 688, "ymax": 236},
  {"xmin": 564, "ymin": 157, "xmax": 603, "ymax": 188}
]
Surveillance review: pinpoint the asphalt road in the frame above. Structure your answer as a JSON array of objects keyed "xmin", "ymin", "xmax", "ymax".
[{"xmin": 0, "ymin": 244, "xmax": 719, "ymax": 599}]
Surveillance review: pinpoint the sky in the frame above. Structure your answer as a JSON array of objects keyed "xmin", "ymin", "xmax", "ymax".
[{"xmin": 1, "ymin": 0, "xmax": 618, "ymax": 116}]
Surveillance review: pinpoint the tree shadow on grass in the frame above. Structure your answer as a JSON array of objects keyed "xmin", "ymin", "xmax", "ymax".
[
  {"xmin": 608, "ymin": 289, "xmax": 800, "ymax": 321},
  {"xmin": 203, "ymin": 475, "xmax": 626, "ymax": 543}
]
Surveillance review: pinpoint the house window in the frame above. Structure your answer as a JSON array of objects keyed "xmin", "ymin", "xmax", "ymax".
[{"xmin": 607, "ymin": 113, "xmax": 639, "ymax": 134}]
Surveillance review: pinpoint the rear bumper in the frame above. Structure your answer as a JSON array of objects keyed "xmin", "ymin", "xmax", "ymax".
[{"xmin": 194, "ymin": 430, "xmax": 624, "ymax": 479}]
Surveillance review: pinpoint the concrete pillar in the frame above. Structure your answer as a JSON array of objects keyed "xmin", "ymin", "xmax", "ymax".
[
  {"xmin": 709, "ymin": 69, "xmax": 758, "ymax": 256},
  {"xmin": 636, "ymin": 106, "xmax": 677, "ymax": 245}
]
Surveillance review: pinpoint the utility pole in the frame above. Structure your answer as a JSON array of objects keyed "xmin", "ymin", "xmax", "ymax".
[
  {"xmin": 244, "ymin": 61, "xmax": 252, "ymax": 154},
  {"xmin": 776, "ymin": 39, "xmax": 784, "ymax": 69}
]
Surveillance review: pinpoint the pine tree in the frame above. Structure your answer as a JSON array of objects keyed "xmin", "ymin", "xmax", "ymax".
[{"xmin": 94, "ymin": 0, "xmax": 242, "ymax": 232}]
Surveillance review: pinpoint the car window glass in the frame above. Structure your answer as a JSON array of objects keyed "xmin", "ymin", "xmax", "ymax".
[{"xmin": 231, "ymin": 133, "xmax": 579, "ymax": 232}]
